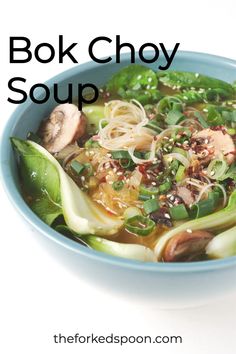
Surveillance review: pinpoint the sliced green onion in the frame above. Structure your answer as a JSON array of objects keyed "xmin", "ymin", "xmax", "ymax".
[
  {"xmin": 207, "ymin": 159, "xmax": 228, "ymax": 180},
  {"xmin": 140, "ymin": 184, "xmax": 159, "ymax": 196},
  {"xmin": 138, "ymin": 194, "xmax": 152, "ymax": 201},
  {"xmin": 84, "ymin": 163, "xmax": 94, "ymax": 176},
  {"xmin": 170, "ymin": 159, "xmax": 179, "ymax": 171},
  {"xmin": 170, "ymin": 204, "xmax": 189, "ymax": 220},
  {"xmin": 194, "ymin": 111, "xmax": 209, "ymax": 128},
  {"xmin": 145, "ymin": 120, "xmax": 163, "ymax": 133},
  {"xmin": 172, "ymin": 147, "xmax": 187, "ymax": 157},
  {"xmin": 175, "ymin": 165, "xmax": 186, "ymax": 182},
  {"xmin": 190, "ymin": 198, "xmax": 215, "ymax": 219},
  {"xmin": 124, "ymin": 207, "xmax": 142, "ymax": 220},
  {"xmin": 84, "ymin": 138, "xmax": 100, "ymax": 148},
  {"xmin": 119, "ymin": 158, "xmax": 134, "ymax": 169},
  {"xmin": 166, "ymin": 110, "xmax": 185, "ymax": 125},
  {"xmin": 71, "ymin": 160, "xmax": 85, "ymax": 175},
  {"xmin": 111, "ymin": 150, "xmax": 131, "ymax": 159},
  {"xmin": 159, "ymin": 180, "xmax": 172, "ymax": 193},
  {"xmin": 112, "ymin": 180, "xmax": 124, "ymax": 191},
  {"xmin": 125, "ymin": 215, "xmax": 155, "ymax": 236},
  {"xmin": 208, "ymin": 191, "xmax": 220, "ymax": 208},
  {"xmin": 143, "ymin": 199, "xmax": 160, "ymax": 214}
]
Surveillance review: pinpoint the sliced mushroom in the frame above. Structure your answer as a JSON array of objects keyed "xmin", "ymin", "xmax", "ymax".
[
  {"xmin": 193, "ymin": 129, "xmax": 235, "ymax": 164},
  {"xmin": 163, "ymin": 230, "xmax": 214, "ymax": 262},
  {"xmin": 39, "ymin": 104, "xmax": 86, "ymax": 153}
]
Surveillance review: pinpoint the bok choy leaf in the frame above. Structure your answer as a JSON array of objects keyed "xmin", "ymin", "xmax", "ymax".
[
  {"xmin": 154, "ymin": 189, "xmax": 236, "ymax": 260},
  {"xmin": 11, "ymin": 138, "xmax": 122, "ymax": 235},
  {"xmin": 56, "ymin": 225, "xmax": 155, "ymax": 262},
  {"xmin": 206, "ymin": 226, "xmax": 236, "ymax": 259}
]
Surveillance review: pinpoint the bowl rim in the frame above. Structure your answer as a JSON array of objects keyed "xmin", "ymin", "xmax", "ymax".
[{"xmin": 1, "ymin": 50, "xmax": 236, "ymax": 273}]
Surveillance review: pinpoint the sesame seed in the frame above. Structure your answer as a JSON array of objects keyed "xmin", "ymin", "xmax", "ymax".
[
  {"xmin": 164, "ymin": 213, "xmax": 171, "ymax": 219},
  {"xmin": 187, "ymin": 229, "xmax": 192, "ymax": 233}
]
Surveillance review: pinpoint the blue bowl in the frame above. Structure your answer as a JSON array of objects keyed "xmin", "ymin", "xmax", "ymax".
[{"xmin": 1, "ymin": 51, "xmax": 236, "ymax": 307}]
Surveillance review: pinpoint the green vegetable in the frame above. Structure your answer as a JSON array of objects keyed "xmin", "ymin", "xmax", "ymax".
[
  {"xmin": 140, "ymin": 184, "xmax": 159, "ymax": 196},
  {"xmin": 119, "ymin": 158, "xmax": 134, "ymax": 169},
  {"xmin": 208, "ymin": 191, "xmax": 220, "ymax": 208},
  {"xmin": 157, "ymin": 96, "xmax": 183, "ymax": 114},
  {"xmin": 112, "ymin": 180, "xmax": 124, "ymax": 191},
  {"xmin": 172, "ymin": 147, "xmax": 187, "ymax": 157},
  {"xmin": 56, "ymin": 225, "xmax": 155, "ymax": 261},
  {"xmin": 206, "ymin": 226, "xmax": 236, "ymax": 259},
  {"xmin": 219, "ymin": 163, "xmax": 236, "ymax": 181},
  {"xmin": 143, "ymin": 199, "xmax": 160, "ymax": 214},
  {"xmin": 158, "ymin": 71, "xmax": 234, "ymax": 99},
  {"xmin": 175, "ymin": 165, "xmax": 186, "ymax": 182},
  {"xmin": 190, "ymin": 199, "xmax": 215, "ymax": 219},
  {"xmin": 106, "ymin": 64, "xmax": 161, "ymax": 104},
  {"xmin": 145, "ymin": 120, "xmax": 163, "ymax": 133},
  {"xmin": 125, "ymin": 215, "xmax": 155, "ymax": 236},
  {"xmin": 159, "ymin": 179, "xmax": 172, "ymax": 193},
  {"xmin": 205, "ymin": 105, "xmax": 225, "ymax": 126},
  {"xmin": 123, "ymin": 207, "xmax": 142, "ymax": 220},
  {"xmin": 11, "ymin": 138, "xmax": 62, "ymax": 225},
  {"xmin": 154, "ymin": 189, "xmax": 236, "ymax": 260},
  {"xmin": 11, "ymin": 138, "xmax": 122, "ymax": 235},
  {"xmin": 170, "ymin": 204, "xmax": 189, "ymax": 220},
  {"xmin": 71, "ymin": 160, "xmax": 85, "ymax": 175},
  {"xmin": 207, "ymin": 159, "xmax": 228, "ymax": 180},
  {"xmin": 84, "ymin": 163, "xmax": 94, "ymax": 177},
  {"xmin": 84, "ymin": 138, "xmax": 100, "ymax": 148},
  {"xmin": 166, "ymin": 110, "xmax": 185, "ymax": 125},
  {"xmin": 83, "ymin": 105, "xmax": 104, "ymax": 134},
  {"xmin": 111, "ymin": 150, "xmax": 131, "ymax": 159},
  {"xmin": 193, "ymin": 111, "xmax": 209, "ymax": 128}
]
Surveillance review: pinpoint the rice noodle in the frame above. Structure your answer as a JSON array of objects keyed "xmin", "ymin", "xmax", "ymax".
[
  {"xmin": 99, "ymin": 100, "xmax": 157, "ymax": 163},
  {"xmin": 194, "ymin": 183, "xmax": 227, "ymax": 206},
  {"xmin": 165, "ymin": 153, "xmax": 190, "ymax": 168}
]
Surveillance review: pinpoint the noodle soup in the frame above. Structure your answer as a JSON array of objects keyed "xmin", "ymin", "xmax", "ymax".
[{"xmin": 11, "ymin": 65, "xmax": 236, "ymax": 262}]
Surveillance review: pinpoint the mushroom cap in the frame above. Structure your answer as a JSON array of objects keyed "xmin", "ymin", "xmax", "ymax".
[
  {"xmin": 193, "ymin": 129, "xmax": 235, "ymax": 164},
  {"xmin": 40, "ymin": 104, "xmax": 86, "ymax": 153},
  {"xmin": 163, "ymin": 230, "xmax": 214, "ymax": 262}
]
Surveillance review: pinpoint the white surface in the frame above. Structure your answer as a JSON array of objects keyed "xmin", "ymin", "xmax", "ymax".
[{"xmin": 1, "ymin": 1, "xmax": 236, "ymax": 353}]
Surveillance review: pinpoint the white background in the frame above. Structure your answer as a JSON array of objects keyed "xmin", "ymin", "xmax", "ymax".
[{"xmin": 1, "ymin": 1, "xmax": 236, "ymax": 353}]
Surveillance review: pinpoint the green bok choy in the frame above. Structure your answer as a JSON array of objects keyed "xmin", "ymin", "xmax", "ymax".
[
  {"xmin": 154, "ymin": 189, "xmax": 236, "ymax": 260},
  {"xmin": 11, "ymin": 138, "xmax": 122, "ymax": 236}
]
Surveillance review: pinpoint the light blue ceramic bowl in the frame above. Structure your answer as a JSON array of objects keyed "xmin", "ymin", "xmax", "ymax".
[{"xmin": 1, "ymin": 51, "xmax": 236, "ymax": 307}]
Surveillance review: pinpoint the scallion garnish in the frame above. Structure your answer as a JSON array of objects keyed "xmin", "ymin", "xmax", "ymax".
[
  {"xmin": 190, "ymin": 198, "xmax": 215, "ymax": 219},
  {"xmin": 194, "ymin": 111, "xmax": 209, "ymax": 128},
  {"xmin": 166, "ymin": 110, "xmax": 185, "ymax": 125},
  {"xmin": 71, "ymin": 160, "xmax": 85, "ymax": 175},
  {"xmin": 112, "ymin": 180, "xmax": 124, "ymax": 191},
  {"xmin": 143, "ymin": 199, "xmax": 160, "ymax": 214},
  {"xmin": 175, "ymin": 165, "xmax": 186, "ymax": 182},
  {"xmin": 140, "ymin": 184, "xmax": 159, "ymax": 196},
  {"xmin": 111, "ymin": 150, "xmax": 131, "ymax": 159},
  {"xmin": 125, "ymin": 215, "xmax": 155, "ymax": 236},
  {"xmin": 170, "ymin": 204, "xmax": 189, "ymax": 220},
  {"xmin": 159, "ymin": 180, "xmax": 172, "ymax": 193},
  {"xmin": 84, "ymin": 163, "xmax": 94, "ymax": 176}
]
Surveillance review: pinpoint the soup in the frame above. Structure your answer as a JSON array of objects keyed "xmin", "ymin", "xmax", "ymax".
[{"xmin": 11, "ymin": 64, "xmax": 236, "ymax": 262}]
